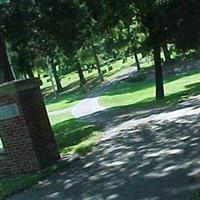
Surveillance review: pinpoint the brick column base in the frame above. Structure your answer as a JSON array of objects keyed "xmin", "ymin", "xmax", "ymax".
[{"xmin": 0, "ymin": 78, "xmax": 60, "ymax": 175}]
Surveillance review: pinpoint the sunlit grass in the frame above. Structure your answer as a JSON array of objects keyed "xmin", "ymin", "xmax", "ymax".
[
  {"xmin": 100, "ymin": 69, "xmax": 200, "ymax": 109},
  {"xmin": 43, "ymin": 55, "xmax": 146, "ymax": 112},
  {"xmin": 44, "ymin": 91, "xmax": 84, "ymax": 112}
]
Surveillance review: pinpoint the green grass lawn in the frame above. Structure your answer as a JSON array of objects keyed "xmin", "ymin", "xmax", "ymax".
[
  {"xmin": 50, "ymin": 114, "xmax": 101, "ymax": 155},
  {"xmin": 43, "ymin": 55, "xmax": 147, "ymax": 112},
  {"xmin": 0, "ymin": 114, "xmax": 101, "ymax": 200},
  {"xmin": 44, "ymin": 88, "xmax": 85, "ymax": 112},
  {"xmin": 100, "ymin": 69, "xmax": 200, "ymax": 109}
]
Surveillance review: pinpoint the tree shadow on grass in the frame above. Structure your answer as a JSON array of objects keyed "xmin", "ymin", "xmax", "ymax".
[
  {"xmin": 101, "ymin": 69, "xmax": 200, "ymax": 99},
  {"xmin": 81, "ymin": 81, "xmax": 200, "ymax": 131},
  {"xmin": 164, "ymin": 69, "xmax": 200, "ymax": 84},
  {"xmin": 102, "ymin": 79, "xmax": 154, "ymax": 97},
  {"xmin": 52, "ymin": 118, "xmax": 100, "ymax": 154},
  {"xmin": 164, "ymin": 80, "xmax": 200, "ymax": 107}
]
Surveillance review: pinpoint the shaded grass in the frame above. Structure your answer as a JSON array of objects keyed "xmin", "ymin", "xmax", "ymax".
[
  {"xmin": 42, "ymin": 56, "xmax": 136, "ymax": 93},
  {"xmin": 0, "ymin": 114, "xmax": 101, "ymax": 200},
  {"xmin": 0, "ymin": 164, "xmax": 66, "ymax": 200},
  {"xmin": 100, "ymin": 69, "xmax": 200, "ymax": 109},
  {"xmin": 50, "ymin": 114, "xmax": 101, "ymax": 155},
  {"xmin": 192, "ymin": 192, "xmax": 200, "ymax": 200},
  {"xmin": 44, "ymin": 56, "xmax": 148, "ymax": 112}
]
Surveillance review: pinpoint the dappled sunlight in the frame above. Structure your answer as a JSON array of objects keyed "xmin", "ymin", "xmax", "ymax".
[
  {"xmin": 11, "ymin": 94, "xmax": 200, "ymax": 200},
  {"xmin": 4, "ymin": 0, "xmax": 200, "ymax": 199},
  {"xmin": 8, "ymin": 92, "xmax": 200, "ymax": 200},
  {"xmin": 45, "ymin": 192, "xmax": 60, "ymax": 199}
]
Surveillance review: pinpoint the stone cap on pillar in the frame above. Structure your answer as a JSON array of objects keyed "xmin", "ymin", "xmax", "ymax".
[{"xmin": 0, "ymin": 78, "xmax": 42, "ymax": 97}]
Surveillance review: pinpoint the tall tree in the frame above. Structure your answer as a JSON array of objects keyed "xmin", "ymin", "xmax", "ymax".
[
  {"xmin": 35, "ymin": 0, "xmax": 90, "ymax": 86},
  {"xmin": 0, "ymin": 34, "xmax": 14, "ymax": 82},
  {"xmin": 162, "ymin": 43, "xmax": 171, "ymax": 63},
  {"xmin": 133, "ymin": 0, "xmax": 170, "ymax": 100},
  {"xmin": 121, "ymin": 21, "xmax": 143, "ymax": 71},
  {"xmin": 86, "ymin": 0, "xmax": 166, "ymax": 99},
  {"xmin": 49, "ymin": 55, "xmax": 63, "ymax": 92},
  {"xmin": 0, "ymin": 0, "xmax": 39, "ymax": 81},
  {"xmin": 0, "ymin": 1, "xmax": 14, "ymax": 83},
  {"xmin": 91, "ymin": 42, "xmax": 104, "ymax": 81}
]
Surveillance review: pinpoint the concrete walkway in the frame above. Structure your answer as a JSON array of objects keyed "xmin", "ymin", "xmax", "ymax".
[
  {"xmin": 47, "ymin": 67, "xmax": 135, "ymax": 117},
  {"xmin": 72, "ymin": 67, "xmax": 136, "ymax": 118},
  {"xmin": 9, "ymin": 94, "xmax": 200, "ymax": 200}
]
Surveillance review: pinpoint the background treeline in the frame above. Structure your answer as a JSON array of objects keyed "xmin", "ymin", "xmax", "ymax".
[{"xmin": 1, "ymin": 0, "xmax": 200, "ymax": 100}]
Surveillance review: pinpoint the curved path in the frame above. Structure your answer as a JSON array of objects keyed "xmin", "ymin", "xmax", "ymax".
[
  {"xmin": 47, "ymin": 67, "xmax": 136, "ymax": 117},
  {"xmin": 72, "ymin": 67, "xmax": 136, "ymax": 118}
]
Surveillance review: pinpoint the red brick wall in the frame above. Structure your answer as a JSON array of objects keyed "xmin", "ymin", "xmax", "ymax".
[{"xmin": 0, "ymin": 80, "xmax": 60, "ymax": 175}]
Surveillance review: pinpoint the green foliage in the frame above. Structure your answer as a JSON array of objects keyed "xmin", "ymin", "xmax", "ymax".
[{"xmin": 0, "ymin": 0, "xmax": 9, "ymax": 4}]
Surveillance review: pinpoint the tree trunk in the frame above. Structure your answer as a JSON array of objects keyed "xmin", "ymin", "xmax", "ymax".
[
  {"xmin": 50, "ymin": 57, "xmax": 62, "ymax": 93},
  {"xmin": 48, "ymin": 66, "xmax": 57, "ymax": 97},
  {"xmin": 133, "ymin": 51, "xmax": 140, "ymax": 71},
  {"xmin": 37, "ymin": 70, "xmax": 41, "ymax": 79},
  {"xmin": 22, "ymin": 66, "xmax": 28, "ymax": 79},
  {"xmin": 162, "ymin": 43, "xmax": 171, "ymax": 62},
  {"xmin": 126, "ymin": 25, "xmax": 140, "ymax": 71},
  {"xmin": 26, "ymin": 67, "xmax": 35, "ymax": 78},
  {"xmin": 24, "ymin": 72, "xmax": 28, "ymax": 79},
  {"xmin": 153, "ymin": 45, "xmax": 164, "ymax": 100},
  {"xmin": 0, "ymin": 34, "xmax": 14, "ymax": 82},
  {"xmin": 91, "ymin": 43, "xmax": 104, "ymax": 81},
  {"xmin": 76, "ymin": 62, "xmax": 86, "ymax": 86},
  {"xmin": 11, "ymin": 67, "xmax": 17, "ymax": 80}
]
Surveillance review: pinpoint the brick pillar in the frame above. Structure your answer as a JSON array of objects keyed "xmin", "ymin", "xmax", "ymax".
[{"xmin": 0, "ymin": 78, "xmax": 60, "ymax": 175}]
